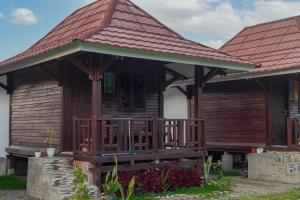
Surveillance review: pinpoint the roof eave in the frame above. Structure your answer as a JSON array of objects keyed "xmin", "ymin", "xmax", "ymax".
[
  {"xmin": 210, "ymin": 66, "xmax": 300, "ymax": 83},
  {"xmin": 0, "ymin": 41, "xmax": 81, "ymax": 75},
  {"xmin": 80, "ymin": 41, "xmax": 254, "ymax": 71},
  {"xmin": 0, "ymin": 40, "xmax": 254, "ymax": 75}
]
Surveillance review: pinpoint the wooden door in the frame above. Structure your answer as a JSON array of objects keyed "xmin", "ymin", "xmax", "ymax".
[{"xmin": 269, "ymin": 77, "xmax": 288, "ymax": 146}]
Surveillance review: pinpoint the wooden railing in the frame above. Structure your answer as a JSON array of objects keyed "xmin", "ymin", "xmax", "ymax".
[
  {"xmin": 287, "ymin": 117, "xmax": 300, "ymax": 147},
  {"xmin": 73, "ymin": 117, "xmax": 205, "ymax": 156}
]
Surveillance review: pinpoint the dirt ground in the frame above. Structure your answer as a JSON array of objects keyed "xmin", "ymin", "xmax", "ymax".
[
  {"xmin": 0, "ymin": 190, "xmax": 33, "ymax": 200},
  {"xmin": 1, "ymin": 177, "xmax": 299, "ymax": 200},
  {"xmin": 161, "ymin": 177, "xmax": 300, "ymax": 200}
]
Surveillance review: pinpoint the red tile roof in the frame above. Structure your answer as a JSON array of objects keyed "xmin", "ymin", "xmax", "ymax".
[
  {"xmin": 220, "ymin": 15, "xmax": 300, "ymax": 77},
  {"xmin": 0, "ymin": 0, "xmax": 252, "ymax": 69}
]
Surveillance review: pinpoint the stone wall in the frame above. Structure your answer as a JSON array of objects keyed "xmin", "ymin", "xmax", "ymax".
[
  {"xmin": 27, "ymin": 157, "xmax": 98, "ymax": 200},
  {"xmin": 248, "ymin": 152, "xmax": 300, "ymax": 184}
]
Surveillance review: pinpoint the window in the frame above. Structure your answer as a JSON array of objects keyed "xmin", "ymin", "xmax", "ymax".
[
  {"xmin": 119, "ymin": 73, "xmax": 145, "ymax": 110},
  {"xmin": 104, "ymin": 72, "xmax": 116, "ymax": 95},
  {"xmin": 290, "ymin": 80, "xmax": 299, "ymax": 101},
  {"xmin": 290, "ymin": 80, "xmax": 300, "ymax": 113}
]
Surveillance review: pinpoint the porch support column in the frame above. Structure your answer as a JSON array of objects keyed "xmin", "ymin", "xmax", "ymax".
[
  {"xmin": 194, "ymin": 66, "xmax": 205, "ymax": 152},
  {"xmin": 90, "ymin": 66, "xmax": 102, "ymax": 157},
  {"xmin": 194, "ymin": 66, "xmax": 204, "ymax": 119}
]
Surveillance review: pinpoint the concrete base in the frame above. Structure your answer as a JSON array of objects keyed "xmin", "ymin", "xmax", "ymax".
[
  {"xmin": 0, "ymin": 158, "xmax": 7, "ymax": 176},
  {"xmin": 221, "ymin": 154, "xmax": 233, "ymax": 172},
  {"xmin": 248, "ymin": 152, "xmax": 300, "ymax": 184}
]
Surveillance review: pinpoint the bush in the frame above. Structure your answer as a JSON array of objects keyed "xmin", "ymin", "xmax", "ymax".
[
  {"xmin": 208, "ymin": 171, "xmax": 231, "ymax": 191},
  {"xmin": 72, "ymin": 168, "xmax": 90, "ymax": 200},
  {"xmin": 118, "ymin": 167, "xmax": 202, "ymax": 194},
  {"xmin": 0, "ymin": 175, "xmax": 26, "ymax": 190},
  {"xmin": 168, "ymin": 168, "xmax": 202, "ymax": 190}
]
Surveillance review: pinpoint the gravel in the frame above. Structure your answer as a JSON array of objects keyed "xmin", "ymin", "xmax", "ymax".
[{"xmin": 0, "ymin": 190, "xmax": 34, "ymax": 200}]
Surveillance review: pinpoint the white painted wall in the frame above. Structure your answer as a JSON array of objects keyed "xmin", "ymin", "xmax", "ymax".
[
  {"xmin": 164, "ymin": 87, "xmax": 188, "ymax": 119},
  {"xmin": 0, "ymin": 76, "xmax": 9, "ymax": 157}
]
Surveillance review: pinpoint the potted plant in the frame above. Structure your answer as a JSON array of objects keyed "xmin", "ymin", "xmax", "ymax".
[{"xmin": 44, "ymin": 128, "xmax": 57, "ymax": 157}]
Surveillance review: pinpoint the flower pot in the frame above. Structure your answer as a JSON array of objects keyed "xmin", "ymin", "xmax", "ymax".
[
  {"xmin": 81, "ymin": 145, "xmax": 88, "ymax": 153},
  {"xmin": 47, "ymin": 148, "xmax": 56, "ymax": 157},
  {"xmin": 34, "ymin": 152, "xmax": 41, "ymax": 158}
]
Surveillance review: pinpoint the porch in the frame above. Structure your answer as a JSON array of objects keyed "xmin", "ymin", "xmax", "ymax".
[
  {"xmin": 64, "ymin": 53, "xmax": 207, "ymax": 184},
  {"xmin": 73, "ymin": 117, "xmax": 205, "ymax": 170}
]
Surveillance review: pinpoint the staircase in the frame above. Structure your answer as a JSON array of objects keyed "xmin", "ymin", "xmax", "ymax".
[{"xmin": 27, "ymin": 157, "xmax": 99, "ymax": 200}]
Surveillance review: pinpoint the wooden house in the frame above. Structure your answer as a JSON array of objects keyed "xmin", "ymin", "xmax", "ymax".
[
  {"xmin": 0, "ymin": 0, "xmax": 253, "ymax": 183},
  {"xmin": 171, "ymin": 16, "xmax": 300, "ymax": 153}
]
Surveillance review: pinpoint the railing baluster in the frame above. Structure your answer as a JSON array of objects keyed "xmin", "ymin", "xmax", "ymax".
[
  {"xmin": 72, "ymin": 117, "xmax": 206, "ymax": 155},
  {"xmin": 152, "ymin": 116, "xmax": 158, "ymax": 154}
]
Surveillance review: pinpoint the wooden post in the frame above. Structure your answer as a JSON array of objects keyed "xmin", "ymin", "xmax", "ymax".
[
  {"xmin": 159, "ymin": 66, "xmax": 166, "ymax": 118},
  {"xmin": 194, "ymin": 66, "xmax": 204, "ymax": 149},
  {"xmin": 152, "ymin": 116, "xmax": 158, "ymax": 154},
  {"xmin": 90, "ymin": 66, "xmax": 102, "ymax": 157},
  {"xmin": 287, "ymin": 118, "xmax": 292, "ymax": 148}
]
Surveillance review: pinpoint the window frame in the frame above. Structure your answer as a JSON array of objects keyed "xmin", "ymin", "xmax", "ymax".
[{"xmin": 117, "ymin": 73, "xmax": 146, "ymax": 112}]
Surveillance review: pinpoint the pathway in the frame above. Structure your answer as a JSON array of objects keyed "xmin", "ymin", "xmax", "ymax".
[{"xmin": 161, "ymin": 177, "xmax": 300, "ymax": 200}]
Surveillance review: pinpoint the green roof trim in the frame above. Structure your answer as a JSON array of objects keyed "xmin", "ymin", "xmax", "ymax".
[
  {"xmin": 0, "ymin": 41, "xmax": 81, "ymax": 74},
  {"xmin": 210, "ymin": 66, "xmax": 300, "ymax": 83},
  {"xmin": 0, "ymin": 40, "xmax": 253, "ymax": 75},
  {"xmin": 79, "ymin": 41, "xmax": 253, "ymax": 71}
]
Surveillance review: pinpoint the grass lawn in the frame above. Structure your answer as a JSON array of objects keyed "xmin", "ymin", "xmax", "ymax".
[
  {"xmin": 0, "ymin": 175, "xmax": 26, "ymax": 190},
  {"xmin": 232, "ymin": 188, "xmax": 300, "ymax": 200},
  {"xmin": 131, "ymin": 185, "xmax": 223, "ymax": 200},
  {"xmin": 211, "ymin": 169, "xmax": 247, "ymax": 177}
]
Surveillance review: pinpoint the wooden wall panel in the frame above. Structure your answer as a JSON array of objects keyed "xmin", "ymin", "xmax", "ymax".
[
  {"xmin": 11, "ymin": 65, "xmax": 62, "ymax": 149},
  {"xmin": 191, "ymin": 80, "xmax": 267, "ymax": 152},
  {"xmin": 101, "ymin": 60, "xmax": 161, "ymax": 118},
  {"xmin": 71, "ymin": 59, "xmax": 161, "ymax": 119}
]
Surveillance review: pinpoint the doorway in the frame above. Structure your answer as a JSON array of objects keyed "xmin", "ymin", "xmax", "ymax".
[{"xmin": 269, "ymin": 77, "xmax": 288, "ymax": 146}]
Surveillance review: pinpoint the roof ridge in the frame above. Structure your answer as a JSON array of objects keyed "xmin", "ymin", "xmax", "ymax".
[
  {"xmin": 220, "ymin": 15, "xmax": 300, "ymax": 52},
  {"xmin": 124, "ymin": 0, "xmax": 184, "ymax": 39},
  {"xmin": 243, "ymin": 15, "xmax": 300, "ymax": 29},
  {"xmin": 223, "ymin": 30, "xmax": 300, "ymax": 49},
  {"xmin": 28, "ymin": 0, "xmax": 102, "ymax": 50},
  {"xmin": 295, "ymin": 16, "xmax": 300, "ymax": 31},
  {"xmin": 78, "ymin": 0, "xmax": 119, "ymax": 40}
]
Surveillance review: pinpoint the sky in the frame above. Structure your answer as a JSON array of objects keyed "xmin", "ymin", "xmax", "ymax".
[{"xmin": 0, "ymin": 0, "xmax": 300, "ymax": 61}]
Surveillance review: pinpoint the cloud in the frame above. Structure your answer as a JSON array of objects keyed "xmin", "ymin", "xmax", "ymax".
[
  {"xmin": 10, "ymin": 8, "xmax": 38, "ymax": 26},
  {"xmin": 203, "ymin": 40, "xmax": 225, "ymax": 49},
  {"xmin": 132, "ymin": 0, "xmax": 300, "ymax": 48},
  {"xmin": 0, "ymin": 12, "xmax": 4, "ymax": 19}
]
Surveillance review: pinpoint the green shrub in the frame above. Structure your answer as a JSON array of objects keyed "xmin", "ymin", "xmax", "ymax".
[
  {"xmin": 208, "ymin": 170, "xmax": 231, "ymax": 191},
  {"xmin": 103, "ymin": 154, "xmax": 135, "ymax": 200},
  {"xmin": 72, "ymin": 168, "xmax": 90, "ymax": 200},
  {"xmin": 203, "ymin": 155, "xmax": 213, "ymax": 185},
  {"xmin": 0, "ymin": 175, "xmax": 26, "ymax": 190},
  {"xmin": 161, "ymin": 170, "xmax": 169, "ymax": 192}
]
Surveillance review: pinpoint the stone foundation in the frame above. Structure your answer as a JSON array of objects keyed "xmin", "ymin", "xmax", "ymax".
[
  {"xmin": 248, "ymin": 152, "xmax": 300, "ymax": 184},
  {"xmin": 27, "ymin": 157, "xmax": 98, "ymax": 200}
]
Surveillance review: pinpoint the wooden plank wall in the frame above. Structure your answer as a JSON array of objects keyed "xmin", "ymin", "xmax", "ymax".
[
  {"xmin": 191, "ymin": 80, "xmax": 267, "ymax": 152},
  {"xmin": 11, "ymin": 64, "xmax": 62, "ymax": 149}
]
